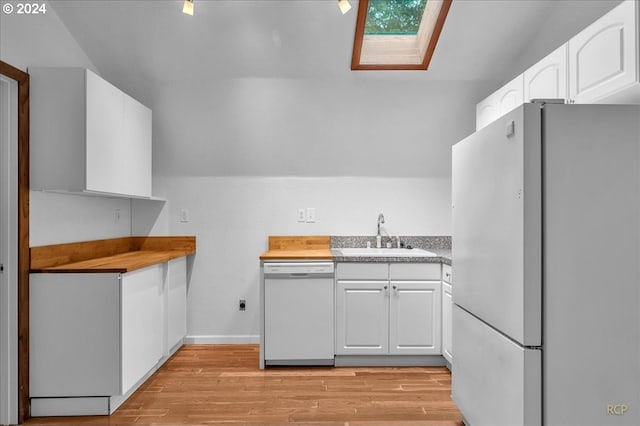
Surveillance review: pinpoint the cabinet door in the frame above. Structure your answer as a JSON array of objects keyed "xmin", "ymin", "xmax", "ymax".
[
  {"xmin": 166, "ymin": 258, "xmax": 187, "ymax": 354},
  {"xmin": 121, "ymin": 93, "xmax": 152, "ymax": 197},
  {"xmin": 389, "ymin": 281, "xmax": 441, "ymax": 355},
  {"xmin": 476, "ymin": 74, "xmax": 524, "ymax": 130},
  {"xmin": 336, "ymin": 281, "xmax": 388, "ymax": 355},
  {"xmin": 85, "ymin": 69, "xmax": 125, "ymax": 195},
  {"xmin": 442, "ymin": 282, "xmax": 453, "ymax": 364},
  {"xmin": 497, "ymin": 74, "xmax": 524, "ymax": 118},
  {"xmin": 524, "ymin": 44, "xmax": 568, "ymax": 102},
  {"xmin": 30, "ymin": 273, "xmax": 121, "ymax": 397},
  {"xmin": 476, "ymin": 92, "xmax": 498, "ymax": 130},
  {"xmin": 569, "ymin": 0, "xmax": 637, "ymax": 103},
  {"xmin": 121, "ymin": 264, "xmax": 163, "ymax": 394}
]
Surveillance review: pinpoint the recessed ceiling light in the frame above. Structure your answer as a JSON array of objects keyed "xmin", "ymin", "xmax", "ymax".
[
  {"xmin": 183, "ymin": 0, "xmax": 194, "ymax": 16},
  {"xmin": 338, "ymin": 0, "xmax": 352, "ymax": 15}
]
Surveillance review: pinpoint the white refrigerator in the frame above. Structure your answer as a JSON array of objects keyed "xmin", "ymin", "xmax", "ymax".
[{"xmin": 451, "ymin": 102, "xmax": 640, "ymax": 426}]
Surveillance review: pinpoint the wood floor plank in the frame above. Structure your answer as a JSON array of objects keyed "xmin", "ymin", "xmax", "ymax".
[{"xmin": 25, "ymin": 344, "xmax": 463, "ymax": 425}]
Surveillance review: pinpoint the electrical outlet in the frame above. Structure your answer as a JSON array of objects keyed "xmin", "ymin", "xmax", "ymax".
[
  {"xmin": 306, "ymin": 207, "xmax": 316, "ymax": 223},
  {"xmin": 180, "ymin": 209, "xmax": 190, "ymax": 223},
  {"xmin": 297, "ymin": 208, "xmax": 306, "ymax": 222},
  {"xmin": 239, "ymin": 299, "xmax": 246, "ymax": 311}
]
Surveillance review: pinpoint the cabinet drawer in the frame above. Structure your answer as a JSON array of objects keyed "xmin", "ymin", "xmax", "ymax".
[
  {"xmin": 442, "ymin": 264, "xmax": 452, "ymax": 284},
  {"xmin": 389, "ymin": 263, "xmax": 440, "ymax": 280},
  {"xmin": 336, "ymin": 263, "xmax": 388, "ymax": 280}
]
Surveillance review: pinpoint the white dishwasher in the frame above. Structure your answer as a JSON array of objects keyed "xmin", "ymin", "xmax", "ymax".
[{"xmin": 263, "ymin": 262, "xmax": 334, "ymax": 366}]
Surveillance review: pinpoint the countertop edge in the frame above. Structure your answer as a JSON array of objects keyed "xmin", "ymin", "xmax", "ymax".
[
  {"xmin": 332, "ymin": 255, "xmax": 451, "ymax": 265},
  {"xmin": 30, "ymin": 250, "xmax": 195, "ymax": 274}
]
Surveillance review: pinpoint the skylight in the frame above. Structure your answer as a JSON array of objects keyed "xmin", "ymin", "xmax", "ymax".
[
  {"xmin": 364, "ymin": 0, "xmax": 427, "ymax": 35},
  {"xmin": 352, "ymin": 0, "xmax": 452, "ymax": 70}
]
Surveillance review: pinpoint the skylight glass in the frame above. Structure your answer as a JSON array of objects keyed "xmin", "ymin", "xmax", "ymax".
[
  {"xmin": 351, "ymin": 0, "xmax": 452, "ymax": 70},
  {"xmin": 364, "ymin": 0, "xmax": 428, "ymax": 35}
]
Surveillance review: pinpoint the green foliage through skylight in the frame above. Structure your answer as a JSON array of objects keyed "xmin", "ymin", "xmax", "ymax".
[{"xmin": 364, "ymin": 0, "xmax": 428, "ymax": 35}]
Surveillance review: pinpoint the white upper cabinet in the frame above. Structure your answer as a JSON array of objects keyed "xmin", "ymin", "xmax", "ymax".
[
  {"xmin": 524, "ymin": 44, "xmax": 568, "ymax": 102},
  {"xmin": 569, "ymin": 0, "xmax": 638, "ymax": 104},
  {"xmin": 30, "ymin": 68, "xmax": 152, "ymax": 198},
  {"xmin": 497, "ymin": 74, "xmax": 525, "ymax": 116},
  {"xmin": 477, "ymin": 0, "xmax": 640, "ymax": 128},
  {"xmin": 476, "ymin": 74, "xmax": 524, "ymax": 130},
  {"xmin": 475, "ymin": 94, "xmax": 499, "ymax": 131}
]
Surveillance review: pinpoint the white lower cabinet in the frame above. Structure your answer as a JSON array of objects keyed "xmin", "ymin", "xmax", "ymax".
[
  {"xmin": 121, "ymin": 265, "xmax": 164, "ymax": 394},
  {"xmin": 335, "ymin": 262, "xmax": 442, "ymax": 356},
  {"xmin": 442, "ymin": 264, "xmax": 453, "ymax": 365},
  {"xmin": 166, "ymin": 257, "xmax": 187, "ymax": 355},
  {"xmin": 442, "ymin": 281, "xmax": 453, "ymax": 364},
  {"xmin": 30, "ymin": 273, "xmax": 122, "ymax": 398},
  {"xmin": 336, "ymin": 281, "xmax": 389, "ymax": 355},
  {"xmin": 30, "ymin": 259, "xmax": 188, "ymax": 417},
  {"xmin": 389, "ymin": 281, "xmax": 441, "ymax": 355}
]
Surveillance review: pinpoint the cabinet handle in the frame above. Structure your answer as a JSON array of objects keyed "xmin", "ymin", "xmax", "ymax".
[
  {"xmin": 392, "ymin": 285, "xmax": 397, "ymax": 290},
  {"xmin": 383, "ymin": 285, "xmax": 388, "ymax": 290}
]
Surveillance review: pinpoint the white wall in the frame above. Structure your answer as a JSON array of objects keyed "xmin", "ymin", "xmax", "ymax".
[
  {"xmin": 30, "ymin": 192, "xmax": 131, "ymax": 246},
  {"xmin": 152, "ymin": 78, "xmax": 485, "ymax": 178},
  {"xmin": 2, "ymin": 1, "xmax": 463, "ymax": 345},
  {"xmin": 0, "ymin": 1, "xmax": 133, "ymax": 246},
  {"xmin": 142, "ymin": 57, "xmax": 479, "ymax": 341},
  {"xmin": 149, "ymin": 176, "xmax": 451, "ymax": 342},
  {"xmin": 0, "ymin": 0, "xmax": 97, "ymax": 73}
]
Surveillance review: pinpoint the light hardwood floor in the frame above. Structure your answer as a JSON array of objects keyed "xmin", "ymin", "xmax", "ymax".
[{"xmin": 25, "ymin": 345, "xmax": 463, "ymax": 425}]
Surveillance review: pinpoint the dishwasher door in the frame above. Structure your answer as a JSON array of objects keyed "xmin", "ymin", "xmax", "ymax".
[{"xmin": 264, "ymin": 262, "xmax": 334, "ymax": 365}]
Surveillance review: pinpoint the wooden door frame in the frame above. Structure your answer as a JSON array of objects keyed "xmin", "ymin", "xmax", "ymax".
[{"xmin": 0, "ymin": 60, "xmax": 30, "ymax": 424}]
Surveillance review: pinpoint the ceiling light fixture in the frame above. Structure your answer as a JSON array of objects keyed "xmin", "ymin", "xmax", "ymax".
[
  {"xmin": 338, "ymin": 0, "xmax": 352, "ymax": 15},
  {"xmin": 182, "ymin": 0, "xmax": 194, "ymax": 16}
]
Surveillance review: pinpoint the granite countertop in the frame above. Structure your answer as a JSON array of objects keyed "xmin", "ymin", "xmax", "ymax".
[
  {"xmin": 330, "ymin": 236, "xmax": 451, "ymax": 265},
  {"xmin": 331, "ymin": 248, "xmax": 451, "ymax": 265}
]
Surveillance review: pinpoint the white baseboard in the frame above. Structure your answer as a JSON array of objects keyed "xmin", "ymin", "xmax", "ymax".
[{"xmin": 184, "ymin": 335, "xmax": 260, "ymax": 344}]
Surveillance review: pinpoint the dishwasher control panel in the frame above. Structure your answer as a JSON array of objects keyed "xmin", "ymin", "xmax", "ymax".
[{"xmin": 263, "ymin": 262, "xmax": 334, "ymax": 275}]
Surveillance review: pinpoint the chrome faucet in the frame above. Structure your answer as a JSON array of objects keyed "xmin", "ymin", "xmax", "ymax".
[
  {"xmin": 375, "ymin": 213, "xmax": 386, "ymax": 248},
  {"xmin": 377, "ymin": 213, "xmax": 385, "ymax": 238}
]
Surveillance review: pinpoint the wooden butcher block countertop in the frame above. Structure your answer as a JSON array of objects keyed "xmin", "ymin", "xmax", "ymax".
[
  {"xmin": 259, "ymin": 236, "xmax": 333, "ymax": 260},
  {"xmin": 30, "ymin": 236, "xmax": 196, "ymax": 273}
]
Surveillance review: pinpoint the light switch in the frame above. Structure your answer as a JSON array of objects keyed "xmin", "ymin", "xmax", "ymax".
[
  {"xmin": 297, "ymin": 208, "xmax": 306, "ymax": 222},
  {"xmin": 306, "ymin": 208, "xmax": 316, "ymax": 223},
  {"xmin": 180, "ymin": 209, "xmax": 190, "ymax": 223},
  {"xmin": 115, "ymin": 208, "xmax": 121, "ymax": 223}
]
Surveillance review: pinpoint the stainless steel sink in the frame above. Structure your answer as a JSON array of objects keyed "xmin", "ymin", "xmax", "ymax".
[{"xmin": 334, "ymin": 248, "xmax": 437, "ymax": 257}]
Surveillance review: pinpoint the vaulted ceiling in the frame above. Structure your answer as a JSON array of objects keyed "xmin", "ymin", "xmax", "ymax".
[
  {"xmin": 48, "ymin": 0, "xmax": 622, "ymax": 177},
  {"xmin": 51, "ymin": 0, "xmax": 621, "ymax": 85}
]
